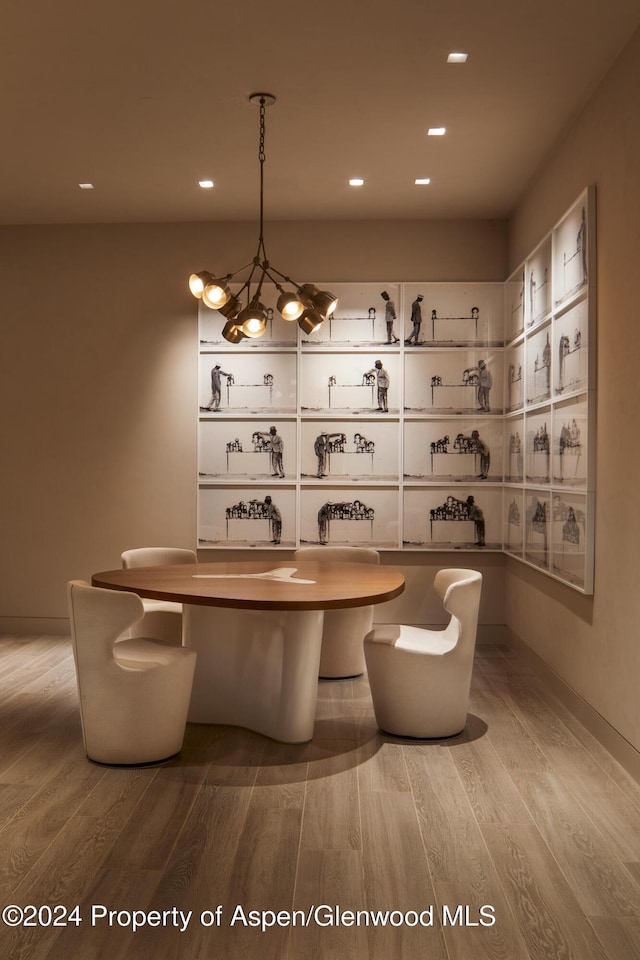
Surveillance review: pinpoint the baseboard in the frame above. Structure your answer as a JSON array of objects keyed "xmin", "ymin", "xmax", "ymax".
[
  {"xmin": 0, "ymin": 617, "xmax": 70, "ymax": 636},
  {"xmin": 507, "ymin": 629, "xmax": 640, "ymax": 785}
]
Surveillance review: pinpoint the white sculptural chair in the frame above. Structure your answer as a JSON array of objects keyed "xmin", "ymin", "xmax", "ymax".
[
  {"xmin": 294, "ymin": 545, "xmax": 380, "ymax": 678},
  {"xmin": 121, "ymin": 546, "xmax": 197, "ymax": 645},
  {"xmin": 364, "ymin": 568, "xmax": 482, "ymax": 738},
  {"xmin": 68, "ymin": 580, "xmax": 197, "ymax": 764}
]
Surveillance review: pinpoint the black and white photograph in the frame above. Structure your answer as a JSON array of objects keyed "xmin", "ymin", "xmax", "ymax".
[
  {"xmin": 525, "ymin": 235, "xmax": 552, "ymax": 328},
  {"xmin": 552, "ymin": 491, "xmax": 591, "ymax": 590},
  {"xmin": 503, "ymin": 486, "xmax": 524, "ymax": 554},
  {"xmin": 403, "ymin": 486, "xmax": 502, "ymax": 549},
  {"xmin": 198, "ymin": 485, "xmax": 296, "ymax": 547},
  {"xmin": 403, "ymin": 282, "xmax": 504, "ymax": 347},
  {"xmin": 552, "ymin": 397, "xmax": 589, "ymax": 487},
  {"xmin": 525, "ymin": 322, "xmax": 552, "ymax": 406},
  {"xmin": 299, "ymin": 486, "xmax": 399, "ymax": 547},
  {"xmin": 506, "ymin": 342, "xmax": 525, "ymax": 411},
  {"xmin": 505, "ymin": 264, "xmax": 526, "ymax": 342},
  {"xmin": 504, "ymin": 415, "xmax": 525, "ymax": 483},
  {"xmin": 198, "ymin": 352, "xmax": 297, "ymax": 414},
  {"xmin": 299, "ymin": 282, "xmax": 401, "ymax": 347},
  {"xmin": 198, "ymin": 420, "xmax": 296, "ymax": 480},
  {"xmin": 404, "ymin": 350, "xmax": 503, "ymax": 414},
  {"xmin": 525, "ymin": 408, "xmax": 552, "ymax": 484},
  {"xmin": 553, "ymin": 193, "xmax": 590, "ymax": 307},
  {"xmin": 403, "ymin": 418, "xmax": 503, "ymax": 482},
  {"xmin": 300, "ymin": 419, "xmax": 399, "ymax": 480},
  {"xmin": 524, "ymin": 490, "xmax": 551, "ymax": 570},
  {"xmin": 554, "ymin": 298, "xmax": 589, "ymax": 396},
  {"xmin": 300, "ymin": 352, "xmax": 400, "ymax": 414}
]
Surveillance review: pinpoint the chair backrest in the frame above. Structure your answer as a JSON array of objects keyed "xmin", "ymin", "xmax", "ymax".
[
  {"xmin": 294, "ymin": 545, "xmax": 380, "ymax": 565},
  {"xmin": 121, "ymin": 547, "xmax": 197, "ymax": 568},
  {"xmin": 433, "ymin": 568, "xmax": 482, "ymax": 660},
  {"xmin": 68, "ymin": 581, "xmax": 144, "ymax": 672}
]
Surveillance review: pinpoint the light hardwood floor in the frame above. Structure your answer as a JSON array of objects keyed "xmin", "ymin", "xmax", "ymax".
[{"xmin": 1, "ymin": 634, "xmax": 640, "ymax": 959}]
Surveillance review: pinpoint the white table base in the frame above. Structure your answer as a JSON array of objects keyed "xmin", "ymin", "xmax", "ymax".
[{"xmin": 183, "ymin": 604, "xmax": 324, "ymax": 743}]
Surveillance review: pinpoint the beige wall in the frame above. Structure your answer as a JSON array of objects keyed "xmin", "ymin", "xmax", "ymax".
[
  {"xmin": 507, "ymin": 26, "xmax": 640, "ymax": 749},
  {"xmin": 0, "ymin": 219, "xmax": 507, "ymax": 630}
]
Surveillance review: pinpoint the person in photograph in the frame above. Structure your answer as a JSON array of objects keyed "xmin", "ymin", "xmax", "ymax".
[
  {"xmin": 365, "ymin": 360, "xmax": 390, "ymax": 412},
  {"xmin": 405, "ymin": 294, "xmax": 423, "ymax": 344},
  {"xmin": 201, "ymin": 363, "xmax": 232, "ymax": 412},
  {"xmin": 317, "ymin": 501, "xmax": 331, "ymax": 544},
  {"xmin": 264, "ymin": 496, "xmax": 282, "ymax": 544},
  {"xmin": 474, "ymin": 359, "xmax": 493, "ymax": 412},
  {"xmin": 466, "ymin": 495, "xmax": 486, "ymax": 546},
  {"xmin": 256, "ymin": 425, "xmax": 285, "ymax": 477},
  {"xmin": 380, "ymin": 290, "xmax": 400, "ymax": 343},
  {"xmin": 314, "ymin": 430, "xmax": 343, "ymax": 478},
  {"xmin": 468, "ymin": 429, "xmax": 490, "ymax": 479}
]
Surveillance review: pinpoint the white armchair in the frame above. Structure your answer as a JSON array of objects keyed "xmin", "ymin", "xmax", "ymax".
[
  {"xmin": 121, "ymin": 546, "xmax": 197, "ymax": 645},
  {"xmin": 294, "ymin": 545, "xmax": 380, "ymax": 678},
  {"xmin": 68, "ymin": 580, "xmax": 196, "ymax": 764},
  {"xmin": 364, "ymin": 568, "xmax": 482, "ymax": 738}
]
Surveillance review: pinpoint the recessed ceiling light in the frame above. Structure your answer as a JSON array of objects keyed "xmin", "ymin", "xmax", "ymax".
[
  {"xmin": 199, "ymin": 180, "xmax": 215, "ymax": 189},
  {"xmin": 428, "ymin": 127, "xmax": 446, "ymax": 136},
  {"xmin": 415, "ymin": 178, "xmax": 431, "ymax": 185},
  {"xmin": 78, "ymin": 183, "xmax": 94, "ymax": 189},
  {"xmin": 447, "ymin": 52, "xmax": 468, "ymax": 63},
  {"xmin": 349, "ymin": 178, "xmax": 364, "ymax": 186}
]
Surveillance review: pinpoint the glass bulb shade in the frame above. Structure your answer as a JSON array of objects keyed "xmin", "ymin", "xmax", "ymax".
[
  {"xmin": 298, "ymin": 308, "xmax": 324, "ymax": 335},
  {"xmin": 277, "ymin": 291, "xmax": 305, "ymax": 321},
  {"xmin": 312, "ymin": 289, "xmax": 338, "ymax": 318},
  {"xmin": 218, "ymin": 294, "xmax": 242, "ymax": 320},
  {"xmin": 222, "ymin": 320, "xmax": 245, "ymax": 343},
  {"xmin": 238, "ymin": 303, "xmax": 267, "ymax": 338},
  {"xmin": 202, "ymin": 279, "xmax": 231, "ymax": 310},
  {"xmin": 188, "ymin": 271, "xmax": 213, "ymax": 299}
]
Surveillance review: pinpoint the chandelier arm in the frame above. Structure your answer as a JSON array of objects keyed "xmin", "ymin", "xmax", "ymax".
[{"xmin": 266, "ymin": 264, "xmax": 304, "ymax": 289}]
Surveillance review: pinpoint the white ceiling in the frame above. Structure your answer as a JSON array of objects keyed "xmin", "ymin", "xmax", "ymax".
[{"xmin": 2, "ymin": 0, "xmax": 639, "ymax": 225}]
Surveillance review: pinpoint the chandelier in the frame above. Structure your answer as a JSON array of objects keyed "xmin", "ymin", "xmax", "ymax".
[{"xmin": 188, "ymin": 93, "xmax": 338, "ymax": 343}]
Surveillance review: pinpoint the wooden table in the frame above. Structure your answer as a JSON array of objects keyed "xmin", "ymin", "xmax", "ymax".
[{"xmin": 93, "ymin": 561, "xmax": 405, "ymax": 743}]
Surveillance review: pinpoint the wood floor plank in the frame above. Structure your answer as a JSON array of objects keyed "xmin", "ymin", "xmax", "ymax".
[
  {"xmin": 481, "ymin": 822, "xmax": 609, "ymax": 959},
  {"xmin": 0, "ymin": 752, "xmax": 104, "ymax": 899},
  {"xmin": 289, "ymin": 849, "xmax": 368, "ymax": 959},
  {"xmin": 449, "ymin": 737, "xmax": 534, "ymax": 825},
  {"xmin": 510, "ymin": 767, "xmax": 640, "ymax": 917},
  {"xmin": 359, "ymin": 790, "xmax": 448, "ymax": 960}
]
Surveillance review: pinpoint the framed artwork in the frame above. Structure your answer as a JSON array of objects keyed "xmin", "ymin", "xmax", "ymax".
[
  {"xmin": 198, "ymin": 352, "xmax": 296, "ymax": 414},
  {"xmin": 525, "ymin": 236, "xmax": 552, "ymax": 329},
  {"xmin": 551, "ymin": 491, "xmax": 593, "ymax": 591},
  {"xmin": 402, "ymin": 282, "xmax": 504, "ymax": 347},
  {"xmin": 504, "ymin": 415, "xmax": 525, "ymax": 483},
  {"xmin": 195, "ymin": 191, "xmax": 595, "ymax": 591},
  {"xmin": 300, "ymin": 352, "xmax": 401, "ymax": 415},
  {"xmin": 505, "ymin": 266, "xmax": 525, "ymax": 343},
  {"xmin": 199, "ymin": 419, "xmax": 296, "ymax": 481},
  {"xmin": 403, "ymin": 418, "xmax": 503, "ymax": 483},
  {"xmin": 503, "ymin": 487, "xmax": 524, "ymax": 556},
  {"xmin": 524, "ymin": 490, "xmax": 551, "ymax": 570},
  {"xmin": 299, "ymin": 486, "xmax": 399, "ymax": 548},
  {"xmin": 300, "ymin": 283, "xmax": 402, "ymax": 347},
  {"xmin": 300, "ymin": 418, "xmax": 399, "ymax": 481},
  {"xmin": 525, "ymin": 322, "xmax": 552, "ymax": 406},
  {"xmin": 506, "ymin": 341, "xmax": 525, "ymax": 412},
  {"xmin": 403, "ymin": 486, "xmax": 502, "ymax": 550},
  {"xmin": 198, "ymin": 485, "xmax": 297, "ymax": 548},
  {"xmin": 404, "ymin": 349, "xmax": 503, "ymax": 415}
]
